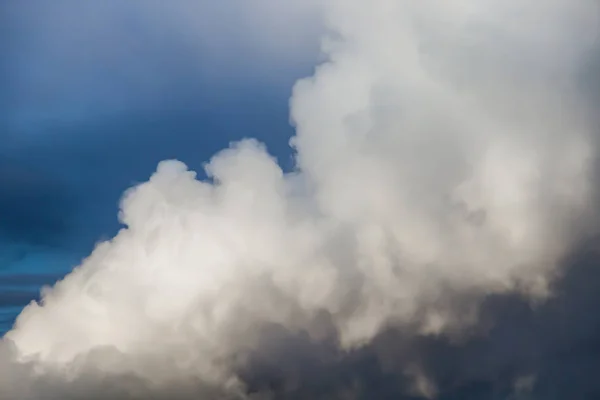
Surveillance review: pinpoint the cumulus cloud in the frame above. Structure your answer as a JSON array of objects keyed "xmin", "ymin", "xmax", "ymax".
[{"xmin": 2, "ymin": 0, "xmax": 599, "ymax": 398}]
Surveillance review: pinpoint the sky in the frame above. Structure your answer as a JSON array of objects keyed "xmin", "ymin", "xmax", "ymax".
[
  {"xmin": 2, "ymin": 1, "xmax": 600, "ymax": 400},
  {"xmin": 0, "ymin": 0, "xmax": 320, "ymax": 333}
]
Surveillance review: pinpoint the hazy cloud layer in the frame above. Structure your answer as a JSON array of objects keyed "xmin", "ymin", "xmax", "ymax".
[{"xmin": 1, "ymin": 0, "xmax": 321, "ymax": 134}]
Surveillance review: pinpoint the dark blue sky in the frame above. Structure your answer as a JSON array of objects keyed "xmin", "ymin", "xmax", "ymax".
[{"xmin": 0, "ymin": 1, "xmax": 319, "ymax": 334}]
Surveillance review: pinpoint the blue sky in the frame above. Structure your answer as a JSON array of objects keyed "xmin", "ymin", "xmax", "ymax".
[{"xmin": 0, "ymin": 1, "xmax": 319, "ymax": 334}]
